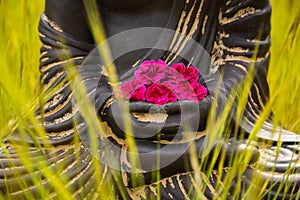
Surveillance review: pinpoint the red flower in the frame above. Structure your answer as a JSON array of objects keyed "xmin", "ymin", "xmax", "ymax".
[
  {"xmin": 191, "ymin": 83, "xmax": 208, "ymax": 101},
  {"xmin": 170, "ymin": 63, "xmax": 199, "ymax": 83},
  {"xmin": 146, "ymin": 83, "xmax": 177, "ymax": 105},
  {"xmin": 131, "ymin": 85, "xmax": 147, "ymax": 101},
  {"xmin": 184, "ymin": 67, "xmax": 199, "ymax": 83}
]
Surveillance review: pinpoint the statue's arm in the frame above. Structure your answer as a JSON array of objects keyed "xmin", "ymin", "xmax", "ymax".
[
  {"xmin": 37, "ymin": 1, "xmax": 97, "ymax": 136},
  {"xmin": 211, "ymin": 0, "xmax": 271, "ymax": 107},
  {"xmin": 45, "ymin": 0, "xmax": 94, "ymax": 43}
]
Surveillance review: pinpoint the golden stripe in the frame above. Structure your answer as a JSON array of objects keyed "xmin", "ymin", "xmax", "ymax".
[
  {"xmin": 253, "ymin": 83, "xmax": 265, "ymax": 108},
  {"xmin": 43, "ymin": 44, "xmax": 52, "ymax": 49},
  {"xmin": 47, "ymin": 128, "xmax": 76, "ymax": 139},
  {"xmin": 189, "ymin": 173, "xmax": 208, "ymax": 200},
  {"xmin": 248, "ymin": 90, "xmax": 260, "ymax": 111},
  {"xmin": 202, "ymin": 15, "xmax": 208, "ymax": 35},
  {"xmin": 41, "ymin": 93, "xmax": 72, "ymax": 119},
  {"xmin": 224, "ymin": 55, "xmax": 265, "ymax": 63},
  {"xmin": 149, "ymin": 184, "xmax": 158, "ymax": 196},
  {"xmin": 8, "ymin": 146, "xmax": 79, "ymax": 196},
  {"xmin": 166, "ymin": 0, "xmax": 197, "ymax": 62},
  {"xmin": 225, "ymin": 0, "xmax": 232, "ymax": 6},
  {"xmin": 42, "ymin": 93, "xmax": 64, "ymax": 111},
  {"xmin": 176, "ymin": 174, "xmax": 190, "ymax": 199},
  {"xmin": 72, "ymin": 169, "xmax": 96, "ymax": 197},
  {"xmin": 41, "ymin": 51, "xmax": 48, "ymax": 57},
  {"xmin": 43, "ymin": 71, "xmax": 65, "ymax": 91},
  {"xmin": 219, "ymin": 7, "xmax": 261, "ymax": 25},
  {"xmin": 200, "ymin": 172, "xmax": 216, "ymax": 195},
  {"xmin": 40, "ymin": 57, "xmax": 83, "ymax": 73},
  {"xmin": 167, "ymin": 0, "xmax": 205, "ymax": 64},
  {"xmin": 39, "ymin": 33, "xmax": 46, "ymax": 38},
  {"xmin": 64, "ymin": 155, "xmax": 93, "ymax": 188},
  {"xmin": 233, "ymin": 63, "xmax": 248, "ymax": 74},
  {"xmin": 168, "ymin": 3, "xmax": 187, "ymax": 50},
  {"xmin": 42, "ymin": 14, "xmax": 63, "ymax": 33}
]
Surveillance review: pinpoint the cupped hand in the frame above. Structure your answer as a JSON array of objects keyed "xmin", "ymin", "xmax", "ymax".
[{"xmin": 100, "ymin": 95, "xmax": 212, "ymax": 141}]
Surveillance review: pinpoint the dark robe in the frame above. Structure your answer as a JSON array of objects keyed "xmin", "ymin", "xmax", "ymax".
[{"xmin": 1, "ymin": 0, "xmax": 300, "ymax": 199}]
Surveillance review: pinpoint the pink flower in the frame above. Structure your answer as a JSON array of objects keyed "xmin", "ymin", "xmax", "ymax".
[
  {"xmin": 146, "ymin": 83, "xmax": 177, "ymax": 105},
  {"xmin": 117, "ymin": 60, "xmax": 207, "ymax": 105},
  {"xmin": 170, "ymin": 63, "xmax": 199, "ymax": 83},
  {"xmin": 131, "ymin": 85, "xmax": 147, "ymax": 101},
  {"xmin": 161, "ymin": 72, "xmax": 194, "ymax": 100},
  {"xmin": 174, "ymin": 81, "xmax": 196, "ymax": 100},
  {"xmin": 166, "ymin": 66, "xmax": 187, "ymax": 84},
  {"xmin": 163, "ymin": 66, "xmax": 188, "ymax": 96},
  {"xmin": 118, "ymin": 79, "xmax": 139, "ymax": 99},
  {"xmin": 134, "ymin": 59, "xmax": 168, "ymax": 84}
]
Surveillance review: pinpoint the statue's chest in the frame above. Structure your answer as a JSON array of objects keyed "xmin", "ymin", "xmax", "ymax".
[{"xmin": 99, "ymin": 0, "xmax": 176, "ymax": 37}]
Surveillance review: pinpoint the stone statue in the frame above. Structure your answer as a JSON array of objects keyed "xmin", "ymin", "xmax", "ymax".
[{"xmin": 1, "ymin": 0, "xmax": 300, "ymax": 199}]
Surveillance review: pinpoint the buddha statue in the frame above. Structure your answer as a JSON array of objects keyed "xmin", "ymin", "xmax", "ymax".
[{"xmin": 1, "ymin": 0, "xmax": 300, "ymax": 199}]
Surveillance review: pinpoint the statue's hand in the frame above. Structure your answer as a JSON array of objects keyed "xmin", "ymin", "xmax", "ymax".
[{"xmin": 101, "ymin": 95, "xmax": 212, "ymax": 141}]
